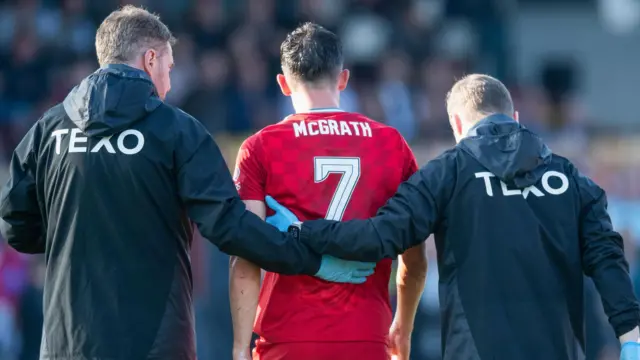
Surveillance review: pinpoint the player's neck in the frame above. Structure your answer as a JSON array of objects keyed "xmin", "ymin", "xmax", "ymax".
[{"xmin": 291, "ymin": 90, "xmax": 340, "ymax": 113}]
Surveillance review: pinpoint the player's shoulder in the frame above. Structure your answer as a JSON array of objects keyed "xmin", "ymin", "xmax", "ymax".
[
  {"xmin": 242, "ymin": 113, "xmax": 307, "ymax": 144},
  {"xmin": 339, "ymin": 112, "xmax": 406, "ymax": 137},
  {"xmin": 334, "ymin": 111, "xmax": 385, "ymax": 125},
  {"xmin": 238, "ymin": 130, "xmax": 263, "ymax": 150},
  {"xmin": 244, "ymin": 113, "xmax": 301, "ymax": 138}
]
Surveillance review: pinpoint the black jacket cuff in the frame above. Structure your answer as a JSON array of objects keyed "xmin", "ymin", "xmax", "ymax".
[{"xmin": 611, "ymin": 308, "xmax": 640, "ymax": 337}]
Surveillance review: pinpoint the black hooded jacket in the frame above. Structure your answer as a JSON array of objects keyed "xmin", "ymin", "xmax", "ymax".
[
  {"xmin": 0, "ymin": 64, "xmax": 321, "ymax": 360},
  {"xmin": 301, "ymin": 114, "xmax": 640, "ymax": 359}
]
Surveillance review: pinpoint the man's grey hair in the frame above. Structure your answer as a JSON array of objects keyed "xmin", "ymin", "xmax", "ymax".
[
  {"xmin": 95, "ymin": 5, "xmax": 176, "ymax": 66},
  {"xmin": 446, "ymin": 74, "xmax": 514, "ymax": 120}
]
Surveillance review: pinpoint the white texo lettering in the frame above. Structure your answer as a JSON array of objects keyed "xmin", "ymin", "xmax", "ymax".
[
  {"xmin": 69, "ymin": 128, "xmax": 87, "ymax": 153},
  {"xmin": 91, "ymin": 136, "xmax": 116, "ymax": 153},
  {"xmin": 500, "ymin": 181, "xmax": 522, "ymax": 196},
  {"xmin": 475, "ymin": 172, "xmax": 495, "ymax": 196},
  {"xmin": 475, "ymin": 170, "xmax": 569, "ymax": 198},
  {"xmin": 541, "ymin": 171, "xmax": 569, "ymax": 195},
  {"xmin": 51, "ymin": 129, "xmax": 69, "ymax": 154},
  {"xmin": 117, "ymin": 130, "xmax": 145, "ymax": 155},
  {"xmin": 521, "ymin": 185, "xmax": 545, "ymax": 199}
]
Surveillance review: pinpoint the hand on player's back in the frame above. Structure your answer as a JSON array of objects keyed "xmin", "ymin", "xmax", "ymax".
[
  {"xmin": 264, "ymin": 195, "xmax": 376, "ymax": 284},
  {"xmin": 621, "ymin": 342, "xmax": 640, "ymax": 360},
  {"xmin": 265, "ymin": 195, "xmax": 298, "ymax": 231},
  {"xmin": 315, "ymin": 256, "xmax": 376, "ymax": 284}
]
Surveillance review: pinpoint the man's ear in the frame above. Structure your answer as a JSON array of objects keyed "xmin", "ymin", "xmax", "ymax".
[
  {"xmin": 453, "ymin": 114, "xmax": 463, "ymax": 136},
  {"xmin": 142, "ymin": 48, "xmax": 157, "ymax": 75},
  {"xmin": 514, "ymin": 111, "xmax": 519, "ymax": 122},
  {"xmin": 337, "ymin": 69, "xmax": 350, "ymax": 91},
  {"xmin": 276, "ymin": 74, "xmax": 292, "ymax": 96}
]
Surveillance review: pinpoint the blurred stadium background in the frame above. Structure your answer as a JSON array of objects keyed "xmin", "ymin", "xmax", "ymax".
[{"xmin": 0, "ymin": 0, "xmax": 639, "ymax": 359}]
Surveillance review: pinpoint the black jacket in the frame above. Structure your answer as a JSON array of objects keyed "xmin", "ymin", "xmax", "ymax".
[
  {"xmin": 0, "ymin": 64, "xmax": 320, "ymax": 360},
  {"xmin": 301, "ymin": 114, "xmax": 640, "ymax": 360}
]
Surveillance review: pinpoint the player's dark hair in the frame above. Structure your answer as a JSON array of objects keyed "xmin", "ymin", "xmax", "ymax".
[{"xmin": 280, "ymin": 22, "xmax": 343, "ymax": 84}]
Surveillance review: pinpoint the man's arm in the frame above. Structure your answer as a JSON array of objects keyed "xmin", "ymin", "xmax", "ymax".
[
  {"xmin": 176, "ymin": 119, "xmax": 320, "ymax": 275},
  {"xmin": 392, "ymin": 131, "xmax": 427, "ymax": 332},
  {"xmin": 0, "ymin": 123, "xmax": 45, "ymax": 254},
  {"xmin": 393, "ymin": 242, "xmax": 428, "ymax": 333},
  {"xmin": 299, "ymin": 150, "xmax": 456, "ymax": 261},
  {"xmin": 229, "ymin": 200, "xmax": 264, "ymax": 358},
  {"xmin": 575, "ymin": 166, "xmax": 640, "ymax": 338}
]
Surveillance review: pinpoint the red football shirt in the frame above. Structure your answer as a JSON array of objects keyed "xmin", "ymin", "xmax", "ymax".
[{"xmin": 234, "ymin": 110, "xmax": 418, "ymax": 344}]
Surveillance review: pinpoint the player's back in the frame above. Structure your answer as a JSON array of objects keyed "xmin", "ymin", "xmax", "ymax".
[{"xmin": 242, "ymin": 110, "xmax": 416, "ymax": 344}]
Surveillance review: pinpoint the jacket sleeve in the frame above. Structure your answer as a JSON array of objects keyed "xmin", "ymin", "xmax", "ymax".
[
  {"xmin": 300, "ymin": 150, "xmax": 455, "ymax": 262},
  {"xmin": 0, "ymin": 123, "xmax": 45, "ymax": 254},
  {"xmin": 574, "ymin": 166, "xmax": 640, "ymax": 337},
  {"xmin": 175, "ymin": 119, "xmax": 321, "ymax": 275}
]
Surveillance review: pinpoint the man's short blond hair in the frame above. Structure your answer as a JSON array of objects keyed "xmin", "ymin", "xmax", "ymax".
[
  {"xmin": 95, "ymin": 5, "xmax": 176, "ymax": 66},
  {"xmin": 446, "ymin": 74, "xmax": 514, "ymax": 120}
]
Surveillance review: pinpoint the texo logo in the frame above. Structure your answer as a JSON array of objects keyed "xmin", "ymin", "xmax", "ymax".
[
  {"xmin": 51, "ymin": 128, "xmax": 145, "ymax": 155},
  {"xmin": 475, "ymin": 171, "xmax": 569, "ymax": 198}
]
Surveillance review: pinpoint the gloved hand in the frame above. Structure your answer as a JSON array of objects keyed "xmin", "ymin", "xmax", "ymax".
[
  {"xmin": 621, "ymin": 342, "xmax": 640, "ymax": 360},
  {"xmin": 265, "ymin": 195, "xmax": 298, "ymax": 231},
  {"xmin": 264, "ymin": 195, "xmax": 376, "ymax": 284},
  {"xmin": 315, "ymin": 255, "xmax": 376, "ymax": 283}
]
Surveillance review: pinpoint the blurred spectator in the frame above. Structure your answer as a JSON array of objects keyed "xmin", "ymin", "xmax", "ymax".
[
  {"xmin": 0, "ymin": 243, "xmax": 28, "ymax": 360},
  {"xmin": 0, "ymin": 71, "xmax": 18, "ymax": 162},
  {"xmin": 415, "ymin": 58, "xmax": 461, "ymax": 139},
  {"xmin": 378, "ymin": 51, "xmax": 417, "ymax": 141},
  {"xmin": 17, "ymin": 258, "xmax": 44, "ymax": 360},
  {"xmin": 182, "ymin": 49, "xmax": 231, "ymax": 133},
  {"xmin": 0, "ymin": 0, "xmax": 61, "ymax": 49},
  {"xmin": 57, "ymin": 0, "xmax": 96, "ymax": 56},
  {"xmin": 186, "ymin": 0, "xmax": 228, "ymax": 50},
  {"xmin": 4, "ymin": 29, "xmax": 48, "ymax": 126}
]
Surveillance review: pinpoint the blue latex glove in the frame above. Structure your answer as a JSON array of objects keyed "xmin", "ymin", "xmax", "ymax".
[
  {"xmin": 621, "ymin": 342, "xmax": 640, "ymax": 360},
  {"xmin": 264, "ymin": 195, "xmax": 377, "ymax": 284},
  {"xmin": 265, "ymin": 195, "xmax": 298, "ymax": 231},
  {"xmin": 314, "ymin": 255, "xmax": 376, "ymax": 284}
]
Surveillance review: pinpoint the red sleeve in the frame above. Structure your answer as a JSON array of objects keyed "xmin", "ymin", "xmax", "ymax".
[
  {"xmin": 399, "ymin": 133, "xmax": 418, "ymax": 182},
  {"xmin": 233, "ymin": 134, "xmax": 266, "ymax": 201}
]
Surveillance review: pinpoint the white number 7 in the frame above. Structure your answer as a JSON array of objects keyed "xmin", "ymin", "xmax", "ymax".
[{"xmin": 313, "ymin": 157, "xmax": 361, "ymax": 221}]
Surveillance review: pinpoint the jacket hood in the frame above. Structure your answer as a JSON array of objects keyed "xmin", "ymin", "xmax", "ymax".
[
  {"xmin": 63, "ymin": 64, "xmax": 162, "ymax": 137},
  {"xmin": 458, "ymin": 114, "xmax": 552, "ymax": 189}
]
